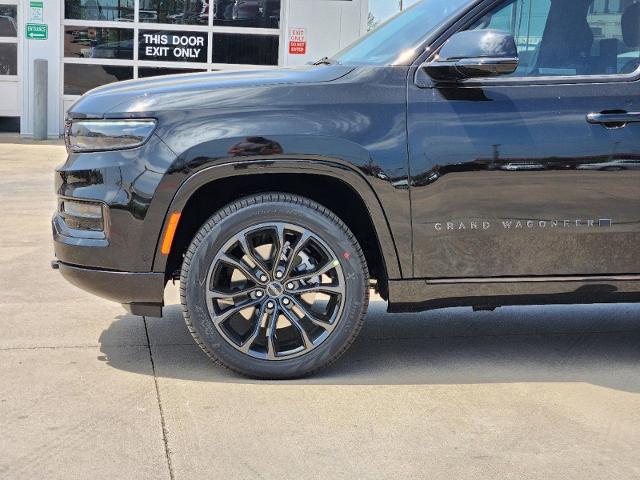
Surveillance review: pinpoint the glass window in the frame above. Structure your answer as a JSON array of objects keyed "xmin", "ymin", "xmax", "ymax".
[
  {"xmin": 0, "ymin": 43, "xmax": 16, "ymax": 75},
  {"xmin": 139, "ymin": 30, "xmax": 208, "ymax": 62},
  {"xmin": 138, "ymin": 66, "xmax": 207, "ymax": 77},
  {"xmin": 62, "ymin": 0, "xmax": 284, "ymax": 94},
  {"xmin": 64, "ymin": 0, "xmax": 134, "ymax": 21},
  {"xmin": 138, "ymin": 0, "xmax": 208, "ymax": 25},
  {"xmin": 468, "ymin": 0, "xmax": 640, "ymax": 76},
  {"xmin": 212, "ymin": 0, "xmax": 280, "ymax": 28},
  {"xmin": 64, "ymin": 27, "xmax": 134, "ymax": 60},
  {"xmin": 64, "ymin": 64, "xmax": 133, "ymax": 94},
  {"xmin": 212, "ymin": 33, "xmax": 278, "ymax": 64},
  {"xmin": 0, "ymin": 5, "xmax": 17, "ymax": 36},
  {"xmin": 335, "ymin": 0, "xmax": 471, "ymax": 66},
  {"xmin": 470, "ymin": 0, "xmax": 551, "ymax": 75}
]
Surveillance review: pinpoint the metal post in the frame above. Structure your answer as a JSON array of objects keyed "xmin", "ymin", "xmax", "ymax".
[{"xmin": 33, "ymin": 59, "xmax": 48, "ymax": 140}]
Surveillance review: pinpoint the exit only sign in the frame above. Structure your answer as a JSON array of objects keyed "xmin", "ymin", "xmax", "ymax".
[
  {"xmin": 288, "ymin": 27, "xmax": 306, "ymax": 55},
  {"xmin": 26, "ymin": 23, "xmax": 48, "ymax": 40}
]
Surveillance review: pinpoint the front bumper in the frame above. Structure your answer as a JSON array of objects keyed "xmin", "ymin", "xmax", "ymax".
[
  {"xmin": 52, "ymin": 134, "xmax": 179, "ymax": 316},
  {"xmin": 52, "ymin": 260, "xmax": 165, "ymax": 317}
]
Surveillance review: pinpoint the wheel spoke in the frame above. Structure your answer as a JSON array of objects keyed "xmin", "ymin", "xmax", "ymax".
[
  {"xmin": 212, "ymin": 298, "xmax": 262, "ymax": 325},
  {"xmin": 282, "ymin": 231, "xmax": 312, "ymax": 278},
  {"xmin": 281, "ymin": 307, "xmax": 313, "ymax": 349},
  {"xmin": 272, "ymin": 224, "xmax": 288, "ymax": 276},
  {"xmin": 265, "ymin": 306, "xmax": 279, "ymax": 360},
  {"xmin": 292, "ymin": 284, "xmax": 344, "ymax": 296},
  {"xmin": 240, "ymin": 303, "xmax": 267, "ymax": 354},
  {"xmin": 238, "ymin": 234, "xmax": 269, "ymax": 274},
  {"xmin": 289, "ymin": 259, "xmax": 340, "ymax": 283},
  {"xmin": 219, "ymin": 252, "xmax": 262, "ymax": 284},
  {"xmin": 207, "ymin": 285, "xmax": 260, "ymax": 301},
  {"xmin": 289, "ymin": 296, "xmax": 332, "ymax": 329}
]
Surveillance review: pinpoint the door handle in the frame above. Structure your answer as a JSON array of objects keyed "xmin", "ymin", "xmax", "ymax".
[{"xmin": 587, "ymin": 111, "xmax": 640, "ymax": 128}]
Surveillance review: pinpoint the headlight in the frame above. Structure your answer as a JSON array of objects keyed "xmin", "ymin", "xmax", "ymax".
[{"xmin": 65, "ymin": 119, "xmax": 157, "ymax": 153}]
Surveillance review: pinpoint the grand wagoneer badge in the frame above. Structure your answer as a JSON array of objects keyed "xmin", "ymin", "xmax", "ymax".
[{"xmin": 434, "ymin": 219, "xmax": 613, "ymax": 231}]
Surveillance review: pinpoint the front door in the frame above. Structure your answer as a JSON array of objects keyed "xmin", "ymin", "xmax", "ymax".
[
  {"xmin": 0, "ymin": 0, "xmax": 20, "ymax": 117},
  {"xmin": 409, "ymin": 0, "xmax": 640, "ymax": 278}
]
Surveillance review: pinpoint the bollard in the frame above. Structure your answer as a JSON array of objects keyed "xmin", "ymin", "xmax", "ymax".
[{"xmin": 33, "ymin": 59, "xmax": 48, "ymax": 140}]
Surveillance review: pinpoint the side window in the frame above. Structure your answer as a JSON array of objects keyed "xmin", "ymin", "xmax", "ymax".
[{"xmin": 469, "ymin": 0, "xmax": 640, "ymax": 77}]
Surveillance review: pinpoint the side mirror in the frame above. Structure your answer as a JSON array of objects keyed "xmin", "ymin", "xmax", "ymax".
[{"xmin": 423, "ymin": 30, "xmax": 519, "ymax": 82}]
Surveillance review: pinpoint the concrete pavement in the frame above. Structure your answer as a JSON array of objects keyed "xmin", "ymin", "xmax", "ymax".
[{"xmin": 1, "ymin": 141, "xmax": 639, "ymax": 479}]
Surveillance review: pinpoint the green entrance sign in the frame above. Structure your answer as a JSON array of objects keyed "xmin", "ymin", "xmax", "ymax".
[{"xmin": 26, "ymin": 23, "xmax": 48, "ymax": 40}]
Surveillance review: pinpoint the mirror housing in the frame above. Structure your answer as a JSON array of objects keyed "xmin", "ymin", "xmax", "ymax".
[{"xmin": 424, "ymin": 30, "xmax": 519, "ymax": 82}]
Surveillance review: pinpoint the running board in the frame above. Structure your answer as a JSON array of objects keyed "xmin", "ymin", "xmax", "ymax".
[
  {"xmin": 388, "ymin": 275, "xmax": 640, "ymax": 313},
  {"xmin": 425, "ymin": 274, "xmax": 640, "ymax": 284}
]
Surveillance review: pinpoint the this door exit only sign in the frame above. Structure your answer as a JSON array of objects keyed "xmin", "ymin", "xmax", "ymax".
[{"xmin": 288, "ymin": 28, "xmax": 306, "ymax": 55}]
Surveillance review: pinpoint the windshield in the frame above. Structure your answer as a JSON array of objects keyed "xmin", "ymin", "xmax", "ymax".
[{"xmin": 333, "ymin": 0, "xmax": 473, "ymax": 66}]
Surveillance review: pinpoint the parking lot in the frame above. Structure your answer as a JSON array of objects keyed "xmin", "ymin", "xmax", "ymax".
[{"xmin": 1, "ymin": 139, "xmax": 639, "ymax": 480}]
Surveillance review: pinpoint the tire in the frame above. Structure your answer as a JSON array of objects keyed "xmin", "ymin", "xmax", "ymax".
[{"xmin": 180, "ymin": 193, "xmax": 370, "ymax": 379}]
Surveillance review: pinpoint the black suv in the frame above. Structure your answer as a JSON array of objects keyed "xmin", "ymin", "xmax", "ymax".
[{"xmin": 53, "ymin": 0, "xmax": 640, "ymax": 378}]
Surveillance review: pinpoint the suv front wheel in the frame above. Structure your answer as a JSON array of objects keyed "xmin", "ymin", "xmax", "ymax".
[{"xmin": 180, "ymin": 193, "xmax": 370, "ymax": 379}]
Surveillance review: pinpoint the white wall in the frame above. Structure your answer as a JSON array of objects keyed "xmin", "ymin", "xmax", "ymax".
[
  {"xmin": 20, "ymin": 0, "xmax": 61, "ymax": 137},
  {"xmin": 282, "ymin": 0, "xmax": 367, "ymax": 66}
]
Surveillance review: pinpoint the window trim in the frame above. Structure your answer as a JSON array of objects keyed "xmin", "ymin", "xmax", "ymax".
[{"xmin": 413, "ymin": 0, "xmax": 640, "ymax": 87}]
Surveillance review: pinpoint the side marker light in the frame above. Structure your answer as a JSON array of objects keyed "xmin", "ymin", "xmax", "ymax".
[{"xmin": 161, "ymin": 212, "xmax": 182, "ymax": 255}]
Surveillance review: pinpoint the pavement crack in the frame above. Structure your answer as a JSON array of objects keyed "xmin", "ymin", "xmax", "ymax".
[{"xmin": 143, "ymin": 316, "xmax": 176, "ymax": 480}]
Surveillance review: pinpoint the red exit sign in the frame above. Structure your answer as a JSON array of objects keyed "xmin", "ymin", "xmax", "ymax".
[{"xmin": 288, "ymin": 27, "xmax": 307, "ymax": 55}]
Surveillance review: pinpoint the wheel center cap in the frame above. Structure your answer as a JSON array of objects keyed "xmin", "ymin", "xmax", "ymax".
[{"xmin": 266, "ymin": 281, "xmax": 284, "ymax": 297}]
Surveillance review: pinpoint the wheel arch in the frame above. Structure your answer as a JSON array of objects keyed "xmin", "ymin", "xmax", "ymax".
[{"xmin": 152, "ymin": 159, "xmax": 402, "ymax": 297}]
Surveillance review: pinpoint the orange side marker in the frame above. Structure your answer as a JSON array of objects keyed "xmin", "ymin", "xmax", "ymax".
[{"xmin": 161, "ymin": 212, "xmax": 181, "ymax": 255}]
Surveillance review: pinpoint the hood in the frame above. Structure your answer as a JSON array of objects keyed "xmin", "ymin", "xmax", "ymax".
[{"xmin": 68, "ymin": 65, "xmax": 355, "ymax": 118}]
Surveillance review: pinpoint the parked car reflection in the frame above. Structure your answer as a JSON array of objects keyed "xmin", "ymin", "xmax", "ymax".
[
  {"xmin": 413, "ymin": 153, "xmax": 640, "ymax": 187},
  {"xmin": 135, "ymin": 1, "xmax": 208, "ymax": 24},
  {"xmin": 82, "ymin": 39, "xmax": 134, "ymax": 59},
  {"xmin": 0, "ymin": 14, "xmax": 17, "ymax": 36},
  {"xmin": 116, "ymin": 10, "xmax": 158, "ymax": 21},
  {"xmin": 577, "ymin": 159, "xmax": 640, "ymax": 171},
  {"xmin": 0, "ymin": 43, "xmax": 17, "ymax": 75},
  {"xmin": 228, "ymin": 137, "xmax": 283, "ymax": 156},
  {"xmin": 213, "ymin": 0, "xmax": 280, "ymax": 28}
]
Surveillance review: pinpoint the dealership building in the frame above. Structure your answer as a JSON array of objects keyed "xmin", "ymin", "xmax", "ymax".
[{"xmin": 1, "ymin": 0, "xmax": 418, "ymax": 137}]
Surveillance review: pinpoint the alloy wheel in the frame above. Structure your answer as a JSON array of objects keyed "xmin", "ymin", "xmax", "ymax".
[{"xmin": 205, "ymin": 222, "xmax": 346, "ymax": 360}]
